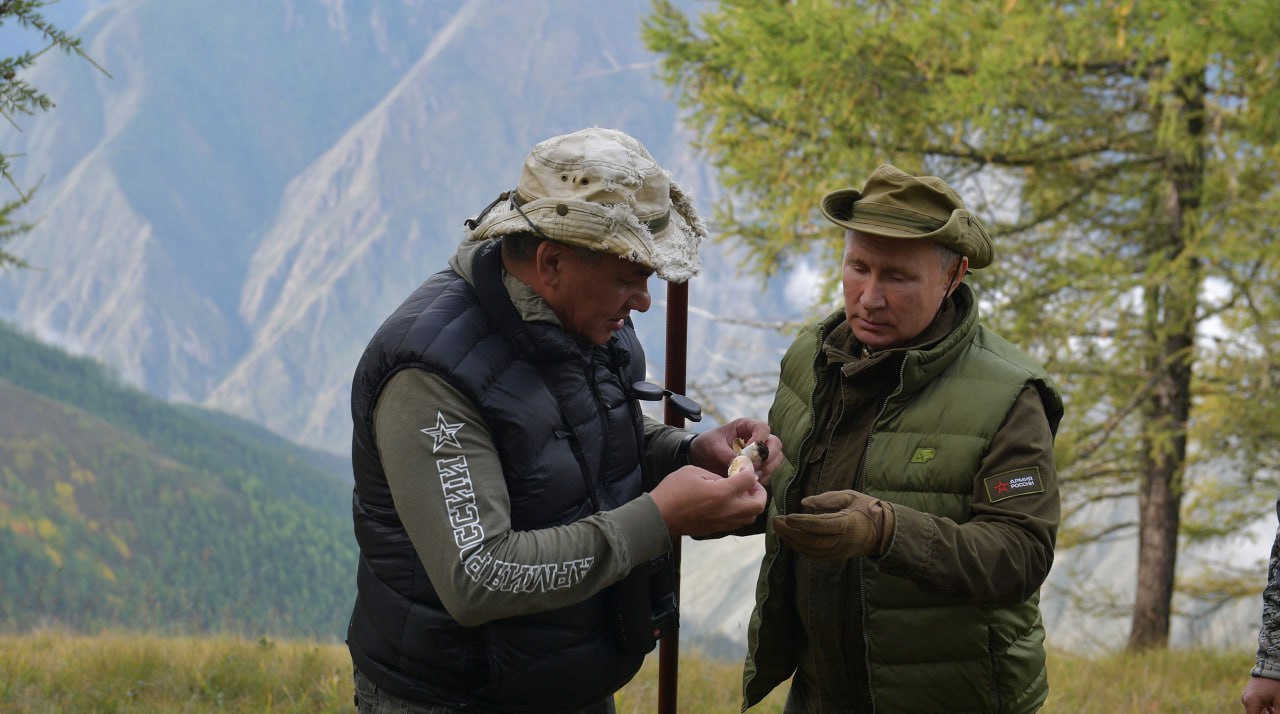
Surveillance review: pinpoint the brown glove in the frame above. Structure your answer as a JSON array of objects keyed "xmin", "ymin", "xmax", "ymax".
[{"xmin": 772, "ymin": 489, "xmax": 895, "ymax": 560}]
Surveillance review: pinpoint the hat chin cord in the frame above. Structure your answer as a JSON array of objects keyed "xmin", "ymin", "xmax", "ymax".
[
  {"xmin": 860, "ymin": 260, "xmax": 962, "ymax": 360},
  {"xmin": 464, "ymin": 190, "xmax": 512, "ymax": 231},
  {"xmin": 462, "ymin": 188, "xmax": 561, "ymax": 247},
  {"xmin": 932, "ymin": 259, "xmax": 964, "ymax": 325},
  {"xmin": 509, "ymin": 193, "xmax": 559, "ymax": 244}
]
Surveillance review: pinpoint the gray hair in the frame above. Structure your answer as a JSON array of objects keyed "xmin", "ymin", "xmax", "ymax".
[
  {"xmin": 934, "ymin": 243, "xmax": 963, "ymax": 274},
  {"xmin": 502, "ymin": 232, "xmax": 604, "ymax": 265},
  {"xmin": 501, "ymin": 232, "xmax": 543, "ymax": 263}
]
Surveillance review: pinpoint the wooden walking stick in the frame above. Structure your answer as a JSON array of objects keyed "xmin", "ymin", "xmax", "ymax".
[{"xmin": 658, "ymin": 279, "xmax": 689, "ymax": 714}]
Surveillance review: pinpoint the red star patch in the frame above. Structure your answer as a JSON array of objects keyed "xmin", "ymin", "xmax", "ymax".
[{"xmin": 984, "ymin": 468, "xmax": 1045, "ymax": 502}]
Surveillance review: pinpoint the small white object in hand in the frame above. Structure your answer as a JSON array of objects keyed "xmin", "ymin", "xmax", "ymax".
[{"xmin": 728, "ymin": 438, "xmax": 768, "ymax": 478}]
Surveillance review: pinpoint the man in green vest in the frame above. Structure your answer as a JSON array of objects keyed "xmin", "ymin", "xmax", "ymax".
[{"xmin": 742, "ymin": 164, "xmax": 1065, "ymax": 713}]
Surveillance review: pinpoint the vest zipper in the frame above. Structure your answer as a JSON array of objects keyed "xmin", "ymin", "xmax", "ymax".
[
  {"xmin": 859, "ymin": 354, "xmax": 909, "ymax": 714},
  {"xmin": 550, "ymin": 353, "xmax": 605, "ymax": 512},
  {"xmin": 557, "ymin": 428, "xmax": 599, "ymax": 511},
  {"xmin": 607, "ymin": 340, "xmax": 651, "ymax": 490},
  {"xmin": 784, "ymin": 322, "xmax": 832, "ymax": 516},
  {"xmin": 744, "ymin": 322, "xmax": 830, "ymax": 712},
  {"xmin": 586, "ymin": 359, "xmax": 612, "ymax": 508}
]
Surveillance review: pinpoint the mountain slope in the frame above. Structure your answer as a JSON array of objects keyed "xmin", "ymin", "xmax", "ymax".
[
  {"xmin": 0, "ymin": 320, "xmax": 355, "ymax": 639},
  {"xmin": 202, "ymin": 0, "xmax": 802, "ymax": 448},
  {"xmin": 0, "ymin": 0, "xmax": 458, "ymax": 401}
]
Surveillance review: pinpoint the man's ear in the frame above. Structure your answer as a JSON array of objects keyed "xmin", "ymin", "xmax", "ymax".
[
  {"xmin": 535, "ymin": 240, "xmax": 568, "ymax": 287},
  {"xmin": 945, "ymin": 255, "xmax": 970, "ymax": 298}
]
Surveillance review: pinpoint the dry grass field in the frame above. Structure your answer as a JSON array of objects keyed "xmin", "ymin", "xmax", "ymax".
[{"xmin": 0, "ymin": 630, "xmax": 1254, "ymax": 712}]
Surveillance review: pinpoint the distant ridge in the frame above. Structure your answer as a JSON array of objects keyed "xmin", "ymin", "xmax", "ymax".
[{"xmin": 0, "ymin": 320, "xmax": 356, "ymax": 639}]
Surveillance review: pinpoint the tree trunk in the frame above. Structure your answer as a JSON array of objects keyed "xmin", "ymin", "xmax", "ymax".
[
  {"xmin": 1127, "ymin": 246, "xmax": 1197, "ymax": 652},
  {"xmin": 1126, "ymin": 70, "xmax": 1205, "ymax": 651},
  {"xmin": 1127, "ymin": 396, "xmax": 1186, "ymax": 649}
]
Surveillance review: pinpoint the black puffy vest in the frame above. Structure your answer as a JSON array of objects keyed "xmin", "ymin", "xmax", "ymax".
[{"xmin": 346, "ymin": 242, "xmax": 654, "ymax": 712}]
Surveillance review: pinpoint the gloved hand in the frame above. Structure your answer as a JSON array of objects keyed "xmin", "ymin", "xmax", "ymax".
[{"xmin": 772, "ymin": 489, "xmax": 895, "ymax": 560}]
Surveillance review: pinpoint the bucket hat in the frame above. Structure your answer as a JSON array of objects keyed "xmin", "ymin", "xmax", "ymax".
[
  {"xmin": 820, "ymin": 164, "xmax": 993, "ymax": 269},
  {"xmin": 466, "ymin": 128, "xmax": 706, "ymax": 283}
]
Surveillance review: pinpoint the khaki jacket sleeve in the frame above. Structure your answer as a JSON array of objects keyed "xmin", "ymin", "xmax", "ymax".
[
  {"xmin": 877, "ymin": 385, "xmax": 1060, "ymax": 604},
  {"xmin": 373, "ymin": 369, "xmax": 672, "ymax": 627},
  {"xmin": 642, "ymin": 414, "xmax": 693, "ymax": 480}
]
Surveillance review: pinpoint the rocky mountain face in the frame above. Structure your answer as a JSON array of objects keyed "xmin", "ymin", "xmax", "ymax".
[
  {"xmin": 0, "ymin": 0, "xmax": 1265, "ymax": 658},
  {"xmin": 1, "ymin": 0, "xmax": 801, "ymax": 448}
]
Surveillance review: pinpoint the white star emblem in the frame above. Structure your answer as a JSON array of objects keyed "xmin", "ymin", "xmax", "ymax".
[{"xmin": 421, "ymin": 412, "xmax": 464, "ymax": 453}]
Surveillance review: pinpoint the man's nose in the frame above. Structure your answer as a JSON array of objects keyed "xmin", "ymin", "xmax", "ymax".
[
  {"xmin": 859, "ymin": 279, "xmax": 886, "ymax": 309},
  {"xmin": 629, "ymin": 284, "xmax": 652, "ymax": 313}
]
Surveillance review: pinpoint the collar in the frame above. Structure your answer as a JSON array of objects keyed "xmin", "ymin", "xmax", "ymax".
[
  {"xmin": 823, "ymin": 293, "xmax": 965, "ymax": 375},
  {"xmin": 469, "ymin": 241, "xmax": 584, "ymax": 361},
  {"xmin": 451, "ymin": 237, "xmax": 563, "ymax": 328}
]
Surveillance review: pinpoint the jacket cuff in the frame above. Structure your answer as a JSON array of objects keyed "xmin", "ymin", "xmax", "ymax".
[
  {"xmin": 651, "ymin": 425, "xmax": 694, "ymax": 473},
  {"xmin": 613, "ymin": 493, "xmax": 673, "ymax": 565},
  {"xmin": 874, "ymin": 502, "xmax": 936, "ymax": 577},
  {"xmin": 1254, "ymin": 655, "xmax": 1280, "ymax": 680}
]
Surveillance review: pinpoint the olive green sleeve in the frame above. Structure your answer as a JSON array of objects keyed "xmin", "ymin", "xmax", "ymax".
[
  {"xmin": 642, "ymin": 414, "xmax": 693, "ymax": 479},
  {"xmin": 373, "ymin": 368, "xmax": 672, "ymax": 627},
  {"xmin": 877, "ymin": 385, "xmax": 1060, "ymax": 604}
]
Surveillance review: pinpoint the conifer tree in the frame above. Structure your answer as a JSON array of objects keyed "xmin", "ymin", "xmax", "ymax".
[
  {"xmin": 1, "ymin": 0, "xmax": 103, "ymax": 270},
  {"xmin": 645, "ymin": 0, "xmax": 1280, "ymax": 650}
]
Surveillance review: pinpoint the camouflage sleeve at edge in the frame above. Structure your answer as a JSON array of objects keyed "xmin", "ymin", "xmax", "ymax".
[{"xmin": 1254, "ymin": 500, "xmax": 1280, "ymax": 680}]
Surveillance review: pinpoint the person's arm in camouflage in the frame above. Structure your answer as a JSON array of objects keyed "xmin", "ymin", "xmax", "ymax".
[{"xmin": 1242, "ymin": 501, "xmax": 1280, "ymax": 714}]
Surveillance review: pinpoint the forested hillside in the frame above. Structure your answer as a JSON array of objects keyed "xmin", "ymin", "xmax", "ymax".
[{"xmin": 0, "ymin": 321, "xmax": 356, "ymax": 639}]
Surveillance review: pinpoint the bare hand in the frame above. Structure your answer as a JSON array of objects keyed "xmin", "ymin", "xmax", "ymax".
[
  {"xmin": 688, "ymin": 418, "xmax": 783, "ymax": 486},
  {"xmin": 1243, "ymin": 675, "xmax": 1280, "ymax": 714},
  {"xmin": 650, "ymin": 465, "xmax": 766, "ymax": 537}
]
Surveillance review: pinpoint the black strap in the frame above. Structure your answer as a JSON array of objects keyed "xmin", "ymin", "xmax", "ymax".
[{"xmin": 472, "ymin": 242, "xmax": 602, "ymax": 507}]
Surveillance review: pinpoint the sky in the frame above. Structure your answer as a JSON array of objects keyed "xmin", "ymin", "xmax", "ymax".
[{"xmin": 0, "ymin": 0, "xmax": 92, "ymax": 56}]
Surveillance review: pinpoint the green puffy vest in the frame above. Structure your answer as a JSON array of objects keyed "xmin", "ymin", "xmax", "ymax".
[{"xmin": 743, "ymin": 286, "xmax": 1063, "ymax": 714}]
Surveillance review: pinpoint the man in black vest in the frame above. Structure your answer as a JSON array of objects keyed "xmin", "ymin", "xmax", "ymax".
[{"xmin": 347, "ymin": 127, "xmax": 779, "ymax": 714}]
